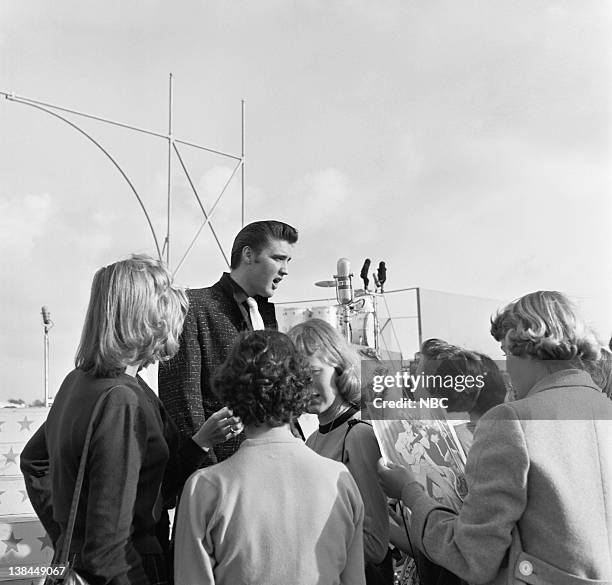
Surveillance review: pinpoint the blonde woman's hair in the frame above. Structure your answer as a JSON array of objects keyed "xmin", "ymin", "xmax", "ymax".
[
  {"xmin": 490, "ymin": 290, "xmax": 600, "ymax": 365},
  {"xmin": 287, "ymin": 318, "xmax": 361, "ymax": 406},
  {"xmin": 75, "ymin": 254, "xmax": 188, "ymax": 378}
]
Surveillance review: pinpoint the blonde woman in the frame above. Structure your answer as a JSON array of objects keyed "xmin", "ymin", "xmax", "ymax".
[
  {"xmin": 288, "ymin": 319, "xmax": 392, "ymax": 585},
  {"xmin": 378, "ymin": 291, "xmax": 612, "ymax": 584},
  {"xmin": 21, "ymin": 255, "xmax": 239, "ymax": 585}
]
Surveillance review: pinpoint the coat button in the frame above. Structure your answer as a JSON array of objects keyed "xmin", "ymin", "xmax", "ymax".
[{"xmin": 518, "ymin": 560, "xmax": 533, "ymax": 576}]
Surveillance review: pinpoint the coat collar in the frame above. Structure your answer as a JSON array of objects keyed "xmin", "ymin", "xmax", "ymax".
[
  {"xmin": 217, "ymin": 272, "xmax": 271, "ymax": 308},
  {"xmin": 527, "ymin": 368, "xmax": 600, "ymax": 397},
  {"xmin": 218, "ymin": 272, "xmax": 248, "ymax": 304}
]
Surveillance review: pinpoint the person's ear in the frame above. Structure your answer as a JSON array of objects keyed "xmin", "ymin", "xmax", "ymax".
[
  {"xmin": 242, "ymin": 246, "xmax": 253, "ymax": 265},
  {"xmin": 330, "ymin": 365, "xmax": 342, "ymax": 391}
]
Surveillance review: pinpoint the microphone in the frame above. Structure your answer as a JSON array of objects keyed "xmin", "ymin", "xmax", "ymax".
[
  {"xmin": 41, "ymin": 306, "xmax": 52, "ymax": 325},
  {"xmin": 335, "ymin": 258, "xmax": 354, "ymax": 305},
  {"xmin": 377, "ymin": 261, "xmax": 387, "ymax": 293},
  {"xmin": 360, "ymin": 258, "xmax": 371, "ymax": 291}
]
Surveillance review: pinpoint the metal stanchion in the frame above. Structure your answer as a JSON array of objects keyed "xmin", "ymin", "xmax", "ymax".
[{"xmin": 41, "ymin": 306, "xmax": 54, "ymax": 407}]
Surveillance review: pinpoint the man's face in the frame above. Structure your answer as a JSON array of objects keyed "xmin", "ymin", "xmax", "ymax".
[{"xmin": 244, "ymin": 238, "xmax": 293, "ymax": 298}]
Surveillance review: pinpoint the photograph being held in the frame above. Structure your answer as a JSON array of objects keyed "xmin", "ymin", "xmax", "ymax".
[
  {"xmin": 378, "ymin": 290, "xmax": 612, "ymax": 585},
  {"xmin": 20, "ymin": 254, "xmax": 239, "ymax": 585}
]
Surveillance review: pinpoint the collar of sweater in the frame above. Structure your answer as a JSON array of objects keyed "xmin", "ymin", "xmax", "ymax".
[{"xmin": 242, "ymin": 425, "xmax": 301, "ymax": 445}]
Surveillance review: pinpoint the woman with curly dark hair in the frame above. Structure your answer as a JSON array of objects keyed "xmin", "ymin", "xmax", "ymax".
[{"xmin": 174, "ymin": 329, "xmax": 367, "ymax": 585}]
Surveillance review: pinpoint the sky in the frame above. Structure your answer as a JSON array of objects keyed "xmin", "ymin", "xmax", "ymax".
[{"xmin": 1, "ymin": 0, "xmax": 611, "ymax": 403}]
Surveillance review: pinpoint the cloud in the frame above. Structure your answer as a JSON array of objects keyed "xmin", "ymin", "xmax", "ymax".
[
  {"xmin": 196, "ymin": 165, "xmax": 243, "ymax": 225},
  {"xmin": 0, "ymin": 187, "xmax": 128, "ymax": 403},
  {"xmin": 284, "ymin": 168, "xmax": 351, "ymax": 225},
  {"xmin": 151, "ymin": 164, "xmax": 244, "ymax": 285},
  {"xmin": 1, "ymin": 0, "xmax": 610, "ymax": 403},
  {"xmin": 0, "ymin": 192, "xmax": 52, "ymax": 261}
]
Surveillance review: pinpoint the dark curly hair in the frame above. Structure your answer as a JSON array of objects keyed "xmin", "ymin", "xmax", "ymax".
[
  {"xmin": 419, "ymin": 340, "xmax": 507, "ymax": 415},
  {"xmin": 213, "ymin": 330, "xmax": 312, "ymax": 427},
  {"xmin": 420, "ymin": 338, "xmax": 455, "ymax": 360}
]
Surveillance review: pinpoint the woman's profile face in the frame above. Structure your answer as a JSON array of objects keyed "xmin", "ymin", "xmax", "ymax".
[{"xmin": 305, "ymin": 353, "xmax": 339, "ymax": 415}]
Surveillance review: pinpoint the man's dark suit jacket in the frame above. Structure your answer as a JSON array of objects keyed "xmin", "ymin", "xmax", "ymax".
[{"xmin": 158, "ymin": 272, "xmax": 277, "ymax": 462}]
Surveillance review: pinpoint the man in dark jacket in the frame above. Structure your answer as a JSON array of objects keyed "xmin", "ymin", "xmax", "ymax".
[{"xmin": 159, "ymin": 220, "xmax": 298, "ymax": 462}]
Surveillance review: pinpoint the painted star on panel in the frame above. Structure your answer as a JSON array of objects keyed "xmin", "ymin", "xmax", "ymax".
[
  {"xmin": 18, "ymin": 416, "xmax": 33, "ymax": 431},
  {"xmin": 3, "ymin": 447, "xmax": 18, "ymax": 465},
  {"xmin": 38, "ymin": 533, "xmax": 53, "ymax": 551},
  {"xmin": 2, "ymin": 530, "xmax": 22, "ymax": 553}
]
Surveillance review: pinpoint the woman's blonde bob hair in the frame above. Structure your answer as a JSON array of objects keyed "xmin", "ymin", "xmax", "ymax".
[
  {"xmin": 287, "ymin": 318, "xmax": 361, "ymax": 406},
  {"xmin": 75, "ymin": 254, "xmax": 188, "ymax": 378},
  {"xmin": 491, "ymin": 290, "xmax": 600, "ymax": 364}
]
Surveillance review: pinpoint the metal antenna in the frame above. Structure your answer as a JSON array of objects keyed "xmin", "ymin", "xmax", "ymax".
[
  {"xmin": 1, "ymin": 80, "xmax": 245, "ymax": 273},
  {"xmin": 165, "ymin": 72, "xmax": 174, "ymax": 267}
]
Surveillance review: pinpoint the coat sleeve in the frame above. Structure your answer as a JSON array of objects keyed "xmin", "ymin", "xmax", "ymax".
[
  {"xmin": 80, "ymin": 387, "xmax": 150, "ymax": 585},
  {"xmin": 402, "ymin": 404, "xmax": 529, "ymax": 585},
  {"xmin": 19, "ymin": 423, "xmax": 61, "ymax": 543},
  {"xmin": 174, "ymin": 473, "xmax": 217, "ymax": 585},
  {"xmin": 344, "ymin": 423, "xmax": 390, "ymax": 564},
  {"xmin": 158, "ymin": 295, "xmax": 206, "ymax": 439},
  {"xmin": 161, "ymin": 410, "xmax": 215, "ymax": 507},
  {"xmin": 340, "ymin": 471, "xmax": 367, "ymax": 585}
]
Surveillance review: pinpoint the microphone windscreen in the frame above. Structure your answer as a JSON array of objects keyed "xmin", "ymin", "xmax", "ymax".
[{"xmin": 337, "ymin": 258, "xmax": 351, "ymax": 277}]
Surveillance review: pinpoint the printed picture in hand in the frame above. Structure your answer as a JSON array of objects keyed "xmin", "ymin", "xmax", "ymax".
[{"xmin": 371, "ymin": 416, "xmax": 468, "ymax": 511}]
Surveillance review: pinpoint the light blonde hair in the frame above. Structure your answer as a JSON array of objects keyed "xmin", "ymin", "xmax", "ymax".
[
  {"xmin": 490, "ymin": 290, "xmax": 600, "ymax": 365},
  {"xmin": 287, "ymin": 318, "xmax": 361, "ymax": 406},
  {"xmin": 75, "ymin": 254, "xmax": 188, "ymax": 378}
]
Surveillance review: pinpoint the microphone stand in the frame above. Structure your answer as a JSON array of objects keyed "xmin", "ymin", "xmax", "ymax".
[
  {"xmin": 369, "ymin": 292, "xmax": 379, "ymax": 352},
  {"xmin": 41, "ymin": 308, "xmax": 54, "ymax": 407},
  {"xmin": 333, "ymin": 273, "xmax": 354, "ymax": 344}
]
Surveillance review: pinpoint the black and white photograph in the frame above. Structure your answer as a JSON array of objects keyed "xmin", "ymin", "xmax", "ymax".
[{"xmin": 1, "ymin": 2, "xmax": 611, "ymax": 584}]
